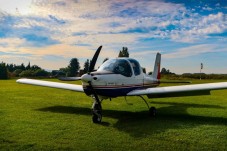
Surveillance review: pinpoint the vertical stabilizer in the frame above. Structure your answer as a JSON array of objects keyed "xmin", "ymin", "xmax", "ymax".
[{"xmin": 152, "ymin": 53, "xmax": 161, "ymax": 79}]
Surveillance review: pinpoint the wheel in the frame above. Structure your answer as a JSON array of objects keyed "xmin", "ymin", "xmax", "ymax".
[
  {"xmin": 92, "ymin": 112, "xmax": 102, "ymax": 123},
  {"xmin": 149, "ymin": 107, "xmax": 157, "ymax": 117},
  {"xmin": 92, "ymin": 103, "xmax": 102, "ymax": 123}
]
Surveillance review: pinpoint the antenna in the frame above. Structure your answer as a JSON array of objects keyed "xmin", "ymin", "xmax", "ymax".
[{"xmin": 200, "ymin": 63, "xmax": 203, "ymax": 80}]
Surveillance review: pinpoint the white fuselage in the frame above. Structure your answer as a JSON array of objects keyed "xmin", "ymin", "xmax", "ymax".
[{"xmin": 82, "ymin": 58, "xmax": 159, "ymax": 98}]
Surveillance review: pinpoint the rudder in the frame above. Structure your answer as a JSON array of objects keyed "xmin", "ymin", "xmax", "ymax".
[{"xmin": 152, "ymin": 53, "xmax": 161, "ymax": 79}]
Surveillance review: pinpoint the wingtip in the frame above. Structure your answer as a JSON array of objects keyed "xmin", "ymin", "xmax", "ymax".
[{"xmin": 16, "ymin": 78, "xmax": 27, "ymax": 83}]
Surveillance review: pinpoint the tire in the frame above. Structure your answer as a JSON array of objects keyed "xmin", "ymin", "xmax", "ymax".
[
  {"xmin": 92, "ymin": 103, "xmax": 102, "ymax": 123},
  {"xmin": 149, "ymin": 107, "xmax": 157, "ymax": 117},
  {"xmin": 92, "ymin": 113, "xmax": 102, "ymax": 123}
]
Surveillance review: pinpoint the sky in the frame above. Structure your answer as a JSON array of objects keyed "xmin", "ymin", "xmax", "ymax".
[{"xmin": 0, "ymin": 0, "xmax": 226, "ymax": 74}]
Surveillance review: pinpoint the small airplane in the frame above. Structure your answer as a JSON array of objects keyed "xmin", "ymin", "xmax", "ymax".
[{"xmin": 17, "ymin": 46, "xmax": 227, "ymax": 123}]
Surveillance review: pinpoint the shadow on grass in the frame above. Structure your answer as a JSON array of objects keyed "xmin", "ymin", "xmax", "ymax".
[{"xmin": 37, "ymin": 102, "xmax": 227, "ymax": 138}]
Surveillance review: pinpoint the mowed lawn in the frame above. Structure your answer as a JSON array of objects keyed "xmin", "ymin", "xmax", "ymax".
[{"xmin": 0, "ymin": 79, "xmax": 227, "ymax": 150}]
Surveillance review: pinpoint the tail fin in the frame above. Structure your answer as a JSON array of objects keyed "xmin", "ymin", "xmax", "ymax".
[{"xmin": 152, "ymin": 53, "xmax": 161, "ymax": 79}]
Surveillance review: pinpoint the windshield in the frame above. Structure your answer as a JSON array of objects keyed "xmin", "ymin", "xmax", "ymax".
[
  {"xmin": 128, "ymin": 59, "xmax": 141, "ymax": 76},
  {"xmin": 98, "ymin": 59, "xmax": 132, "ymax": 77}
]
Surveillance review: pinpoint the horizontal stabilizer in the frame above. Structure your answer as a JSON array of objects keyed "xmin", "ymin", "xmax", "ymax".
[{"xmin": 58, "ymin": 77, "xmax": 81, "ymax": 81}]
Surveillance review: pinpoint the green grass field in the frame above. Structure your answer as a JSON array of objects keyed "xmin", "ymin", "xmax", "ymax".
[{"xmin": 0, "ymin": 79, "xmax": 227, "ymax": 150}]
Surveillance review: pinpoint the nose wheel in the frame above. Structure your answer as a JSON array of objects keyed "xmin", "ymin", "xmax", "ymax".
[{"xmin": 92, "ymin": 102, "xmax": 102, "ymax": 123}]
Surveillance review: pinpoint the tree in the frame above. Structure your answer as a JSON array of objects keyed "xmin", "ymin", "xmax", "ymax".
[
  {"xmin": 52, "ymin": 70, "xmax": 66, "ymax": 77},
  {"xmin": 13, "ymin": 69, "xmax": 23, "ymax": 77},
  {"xmin": 30, "ymin": 65, "xmax": 41, "ymax": 70},
  {"xmin": 34, "ymin": 69, "xmax": 49, "ymax": 77},
  {"xmin": 161, "ymin": 68, "xmax": 174, "ymax": 75},
  {"xmin": 19, "ymin": 70, "xmax": 35, "ymax": 77},
  {"xmin": 118, "ymin": 47, "xmax": 129, "ymax": 57},
  {"xmin": 0, "ymin": 62, "xmax": 8, "ymax": 79},
  {"xmin": 83, "ymin": 59, "xmax": 90, "ymax": 73},
  {"xmin": 6, "ymin": 64, "xmax": 14, "ymax": 72},
  {"xmin": 20, "ymin": 63, "xmax": 26, "ymax": 70},
  {"xmin": 59, "ymin": 67, "xmax": 69, "ymax": 76},
  {"xmin": 68, "ymin": 58, "xmax": 80, "ymax": 77},
  {"xmin": 26, "ymin": 62, "xmax": 31, "ymax": 70},
  {"xmin": 161, "ymin": 68, "xmax": 167, "ymax": 74},
  {"xmin": 118, "ymin": 51, "xmax": 123, "ymax": 57}
]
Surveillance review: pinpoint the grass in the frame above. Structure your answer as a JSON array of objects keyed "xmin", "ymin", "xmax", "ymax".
[{"xmin": 0, "ymin": 79, "xmax": 227, "ymax": 150}]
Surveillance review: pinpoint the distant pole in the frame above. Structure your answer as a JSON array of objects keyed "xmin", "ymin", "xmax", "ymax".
[{"xmin": 200, "ymin": 63, "xmax": 203, "ymax": 80}]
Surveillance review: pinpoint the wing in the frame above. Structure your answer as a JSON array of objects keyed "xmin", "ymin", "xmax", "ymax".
[
  {"xmin": 17, "ymin": 78, "xmax": 84, "ymax": 92},
  {"xmin": 127, "ymin": 82, "xmax": 227, "ymax": 98}
]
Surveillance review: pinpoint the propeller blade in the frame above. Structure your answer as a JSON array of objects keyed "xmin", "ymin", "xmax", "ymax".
[
  {"xmin": 58, "ymin": 77, "xmax": 82, "ymax": 81},
  {"xmin": 89, "ymin": 45, "xmax": 102, "ymax": 73}
]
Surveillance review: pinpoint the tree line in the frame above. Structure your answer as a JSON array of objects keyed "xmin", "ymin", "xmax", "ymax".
[
  {"xmin": 0, "ymin": 62, "xmax": 49, "ymax": 79},
  {"xmin": 160, "ymin": 69, "xmax": 227, "ymax": 80},
  {"xmin": 1, "ymin": 47, "xmax": 226, "ymax": 80},
  {"xmin": 0, "ymin": 47, "xmax": 130, "ymax": 79}
]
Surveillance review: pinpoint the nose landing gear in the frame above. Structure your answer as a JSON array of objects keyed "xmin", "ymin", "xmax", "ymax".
[{"xmin": 92, "ymin": 101, "xmax": 102, "ymax": 123}]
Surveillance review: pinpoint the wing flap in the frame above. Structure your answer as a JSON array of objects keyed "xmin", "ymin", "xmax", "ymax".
[
  {"xmin": 17, "ymin": 78, "xmax": 84, "ymax": 92},
  {"xmin": 127, "ymin": 82, "xmax": 227, "ymax": 98}
]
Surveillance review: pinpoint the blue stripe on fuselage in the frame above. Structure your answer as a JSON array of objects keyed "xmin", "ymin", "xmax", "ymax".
[{"xmin": 84, "ymin": 86, "xmax": 143, "ymax": 97}]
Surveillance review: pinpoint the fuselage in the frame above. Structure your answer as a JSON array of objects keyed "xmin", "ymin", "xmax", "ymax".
[{"xmin": 82, "ymin": 58, "xmax": 159, "ymax": 98}]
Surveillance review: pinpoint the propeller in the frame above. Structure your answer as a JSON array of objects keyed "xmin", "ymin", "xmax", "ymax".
[
  {"xmin": 89, "ymin": 45, "xmax": 102, "ymax": 73},
  {"xmin": 84, "ymin": 46, "xmax": 103, "ymax": 106},
  {"xmin": 58, "ymin": 45, "xmax": 102, "ymax": 82}
]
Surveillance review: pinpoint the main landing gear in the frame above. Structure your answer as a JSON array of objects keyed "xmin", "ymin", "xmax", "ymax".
[
  {"xmin": 149, "ymin": 107, "xmax": 157, "ymax": 117},
  {"xmin": 91, "ymin": 96, "xmax": 102, "ymax": 123},
  {"xmin": 91, "ymin": 95, "xmax": 156, "ymax": 123},
  {"xmin": 139, "ymin": 96, "xmax": 157, "ymax": 117}
]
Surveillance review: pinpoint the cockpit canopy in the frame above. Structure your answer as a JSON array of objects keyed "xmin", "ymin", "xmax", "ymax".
[{"xmin": 98, "ymin": 58, "xmax": 141, "ymax": 77}]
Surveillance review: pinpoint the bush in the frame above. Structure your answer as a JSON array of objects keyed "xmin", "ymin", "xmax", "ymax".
[
  {"xmin": 13, "ymin": 69, "xmax": 23, "ymax": 77},
  {"xmin": 34, "ymin": 69, "xmax": 49, "ymax": 77}
]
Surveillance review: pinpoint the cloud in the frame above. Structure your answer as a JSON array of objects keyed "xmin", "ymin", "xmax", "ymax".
[
  {"xmin": 163, "ymin": 44, "xmax": 226, "ymax": 59},
  {"xmin": 0, "ymin": 0, "xmax": 227, "ymax": 72},
  {"xmin": 170, "ymin": 12, "xmax": 227, "ymax": 42},
  {"xmin": 22, "ymin": 34, "xmax": 59, "ymax": 47},
  {"xmin": 0, "ymin": 37, "xmax": 26, "ymax": 49},
  {"xmin": 2, "ymin": 0, "xmax": 226, "ymax": 46},
  {"xmin": 131, "ymin": 50, "xmax": 160, "ymax": 57},
  {"xmin": 48, "ymin": 15, "xmax": 66, "ymax": 24},
  {"xmin": 0, "ymin": 36, "xmax": 117, "ymax": 60}
]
